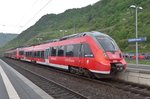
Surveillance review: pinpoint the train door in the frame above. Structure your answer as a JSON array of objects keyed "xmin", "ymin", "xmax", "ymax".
[
  {"xmin": 79, "ymin": 43, "xmax": 85, "ymax": 68},
  {"xmin": 45, "ymin": 48, "xmax": 50, "ymax": 64},
  {"xmin": 79, "ymin": 43, "xmax": 94, "ymax": 69},
  {"xmin": 24, "ymin": 51, "xmax": 26, "ymax": 60}
]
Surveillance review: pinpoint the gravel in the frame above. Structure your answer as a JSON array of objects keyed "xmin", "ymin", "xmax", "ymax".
[{"xmin": 2, "ymin": 58, "xmax": 146, "ymax": 99}]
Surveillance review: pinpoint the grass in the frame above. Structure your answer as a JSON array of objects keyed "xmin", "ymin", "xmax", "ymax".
[{"xmin": 125, "ymin": 58, "xmax": 150, "ymax": 65}]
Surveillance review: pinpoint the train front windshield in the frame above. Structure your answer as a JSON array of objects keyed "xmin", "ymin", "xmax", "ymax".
[{"xmin": 96, "ymin": 36, "xmax": 119, "ymax": 52}]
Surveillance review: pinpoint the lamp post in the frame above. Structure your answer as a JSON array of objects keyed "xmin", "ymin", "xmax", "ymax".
[{"xmin": 130, "ymin": 5, "xmax": 143, "ymax": 66}]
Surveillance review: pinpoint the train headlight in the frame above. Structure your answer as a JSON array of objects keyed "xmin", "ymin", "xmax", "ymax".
[{"xmin": 103, "ymin": 52, "xmax": 109, "ymax": 58}]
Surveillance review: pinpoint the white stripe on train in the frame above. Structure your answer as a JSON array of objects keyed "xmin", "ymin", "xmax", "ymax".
[{"xmin": 23, "ymin": 58, "xmax": 110, "ymax": 74}]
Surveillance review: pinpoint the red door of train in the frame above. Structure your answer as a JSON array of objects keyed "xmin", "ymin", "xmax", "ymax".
[
  {"xmin": 79, "ymin": 43, "xmax": 94, "ymax": 69},
  {"xmin": 79, "ymin": 43, "xmax": 85, "ymax": 68},
  {"xmin": 45, "ymin": 48, "xmax": 50, "ymax": 64}
]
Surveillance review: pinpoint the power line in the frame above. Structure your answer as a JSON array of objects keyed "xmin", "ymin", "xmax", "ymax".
[
  {"xmin": 15, "ymin": 0, "xmax": 41, "ymax": 30},
  {"xmin": 0, "ymin": 24, "xmax": 23, "ymax": 28},
  {"xmin": 32, "ymin": 0, "xmax": 40, "ymax": 6},
  {"xmin": 23, "ymin": 0, "xmax": 52, "ymax": 27},
  {"xmin": 18, "ymin": 0, "xmax": 52, "ymax": 33}
]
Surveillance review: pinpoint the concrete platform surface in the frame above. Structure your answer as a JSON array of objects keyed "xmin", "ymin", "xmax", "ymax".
[
  {"xmin": 0, "ymin": 59, "xmax": 54, "ymax": 99},
  {"xmin": 117, "ymin": 69, "xmax": 150, "ymax": 86}
]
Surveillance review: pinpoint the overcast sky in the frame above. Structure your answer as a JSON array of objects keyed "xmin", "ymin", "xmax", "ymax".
[{"xmin": 0, "ymin": 0, "xmax": 100, "ymax": 34}]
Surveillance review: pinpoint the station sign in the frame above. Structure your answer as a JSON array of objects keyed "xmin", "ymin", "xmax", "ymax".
[{"xmin": 128, "ymin": 37, "xmax": 147, "ymax": 43}]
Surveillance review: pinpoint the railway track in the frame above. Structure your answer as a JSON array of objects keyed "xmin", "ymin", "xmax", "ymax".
[
  {"xmin": 107, "ymin": 79, "xmax": 150, "ymax": 97},
  {"xmin": 20, "ymin": 67, "xmax": 87, "ymax": 99},
  {"xmin": 3, "ymin": 58, "xmax": 149, "ymax": 99},
  {"xmin": 3, "ymin": 58, "xmax": 87, "ymax": 99}
]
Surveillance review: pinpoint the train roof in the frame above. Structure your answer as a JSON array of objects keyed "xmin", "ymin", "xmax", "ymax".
[
  {"xmin": 59, "ymin": 31, "xmax": 109, "ymax": 41},
  {"xmin": 87, "ymin": 31, "xmax": 110, "ymax": 37},
  {"xmin": 6, "ymin": 31, "xmax": 109, "ymax": 52}
]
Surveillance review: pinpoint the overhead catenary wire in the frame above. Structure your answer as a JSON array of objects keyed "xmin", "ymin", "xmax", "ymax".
[
  {"xmin": 15, "ymin": 0, "xmax": 40, "ymax": 28},
  {"xmin": 32, "ymin": 0, "xmax": 40, "ymax": 6},
  {"xmin": 0, "ymin": 24, "xmax": 23, "ymax": 28},
  {"xmin": 17, "ymin": 0, "xmax": 52, "ymax": 33}
]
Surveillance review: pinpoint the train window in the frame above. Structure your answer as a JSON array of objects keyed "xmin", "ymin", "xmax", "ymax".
[
  {"xmin": 51, "ymin": 47, "xmax": 57, "ymax": 56},
  {"xmin": 38, "ymin": 51, "xmax": 40, "ymax": 58},
  {"xmin": 66, "ymin": 45, "xmax": 74, "ymax": 57},
  {"xmin": 25, "ymin": 52, "xmax": 26, "ymax": 56},
  {"xmin": 40, "ymin": 51, "xmax": 42, "ymax": 58},
  {"xmin": 29, "ymin": 52, "xmax": 32, "ymax": 57},
  {"xmin": 41, "ymin": 51, "xmax": 44, "ymax": 58},
  {"xmin": 19, "ymin": 51, "xmax": 24, "ymax": 55},
  {"xmin": 35, "ymin": 51, "xmax": 38, "ymax": 57},
  {"xmin": 35, "ymin": 52, "xmax": 37, "ymax": 57},
  {"xmin": 28, "ymin": 52, "xmax": 30, "ymax": 56},
  {"xmin": 58, "ymin": 46, "xmax": 64, "ymax": 56},
  {"xmin": 29, "ymin": 52, "xmax": 30, "ymax": 57},
  {"xmin": 96, "ymin": 36, "xmax": 118, "ymax": 52},
  {"xmin": 36, "ymin": 51, "xmax": 40, "ymax": 57},
  {"xmin": 31, "ymin": 52, "xmax": 34, "ymax": 57},
  {"xmin": 39, "ymin": 51, "xmax": 42, "ymax": 58},
  {"xmin": 33, "ymin": 52, "xmax": 36, "ymax": 57},
  {"xmin": 36, "ymin": 52, "xmax": 38, "ymax": 57},
  {"xmin": 83, "ymin": 43, "xmax": 94, "ymax": 58},
  {"xmin": 25, "ymin": 52, "xmax": 27, "ymax": 56},
  {"xmin": 48, "ymin": 47, "xmax": 51, "ymax": 56},
  {"xmin": 33, "ymin": 52, "xmax": 35, "ymax": 57},
  {"xmin": 73, "ymin": 44, "xmax": 80, "ymax": 57},
  {"xmin": 38, "ymin": 51, "xmax": 41, "ymax": 58},
  {"xmin": 27, "ymin": 52, "xmax": 29, "ymax": 56},
  {"xmin": 79, "ymin": 44, "xmax": 84, "ymax": 57}
]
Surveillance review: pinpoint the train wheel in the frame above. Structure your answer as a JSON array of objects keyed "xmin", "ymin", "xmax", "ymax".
[
  {"xmin": 31, "ymin": 60, "xmax": 36, "ymax": 64},
  {"xmin": 69, "ymin": 66, "xmax": 95, "ymax": 78},
  {"xmin": 69, "ymin": 66, "xmax": 84, "ymax": 75},
  {"xmin": 83, "ymin": 69, "xmax": 95, "ymax": 78},
  {"xmin": 69, "ymin": 66, "xmax": 76, "ymax": 74}
]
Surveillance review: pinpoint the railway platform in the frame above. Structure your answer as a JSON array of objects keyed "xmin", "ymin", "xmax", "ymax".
[
  {"xmin": 0, "ymin": 59, "xmax": 54, "ymax": 99},
  {"xmin": 117, "ymin": 64, "xmax": 150, "ymax": 86}
]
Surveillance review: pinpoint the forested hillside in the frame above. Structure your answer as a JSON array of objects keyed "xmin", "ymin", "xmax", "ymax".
[
  {"xmin": 2, "ymin": 0, "xmax": 150, "ymax": 52},
  {"xmin": 0, "ymin": 33, "xmax": 18, "ymax": 48}
]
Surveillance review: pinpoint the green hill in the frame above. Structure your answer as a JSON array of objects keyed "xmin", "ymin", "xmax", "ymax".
[
  {"xmin": 2, "ymin": 0, "xmax": 150, "ymax": 52},
  {"xmin": 0, "ymin": 33, "xmax": 18, "ymax": 48}
]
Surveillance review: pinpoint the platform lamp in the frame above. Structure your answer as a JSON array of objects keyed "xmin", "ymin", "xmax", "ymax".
[{"xmin": 130, "ymin": 5, "xmax": 143, "ymax": 66}]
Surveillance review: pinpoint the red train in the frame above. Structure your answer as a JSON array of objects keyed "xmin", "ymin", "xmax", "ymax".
[{"xmin": 5, "ymin": 31, "xmax": 126, "ymax": 78}]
